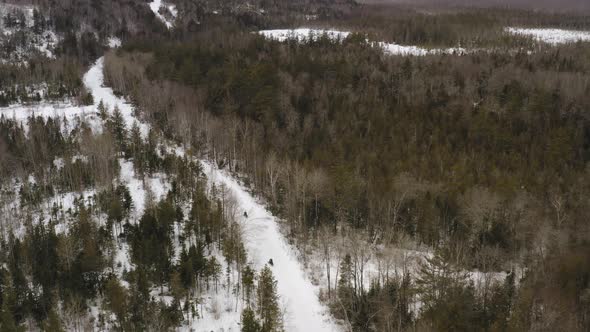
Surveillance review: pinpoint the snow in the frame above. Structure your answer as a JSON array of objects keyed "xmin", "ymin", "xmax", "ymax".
[
  {"xmin": 0, "ymin": 3, "xmax": 60, "ymax": 62},
  {"xmin": 149, "ymin": 0, "xmax": 177, "ymax": 29},
  {"xmin": 107, "ymin": 36, "xmax": 122, "ymax": 48},
  {"xmin": 506, "ymin": 27, "xmax": 590, "ymax": 44},
  {"xmin": 377, "ymin": 41, "xmax": 467, "ymax": 56},
  {"xmin": 118, "ymin": 159, "xmax": 170, "ymax": 220},
  {"xmin": 0, "ymin": 101, "xmax": 102, "ymax": 135},
  {"xmin": 259, "ymin": 28, "xmax": 350, "ymax": 42},
  {"xmin": 33, "ymin": 30, "xmax": 59, "ymax": 58},
  {"xmin": 201, "ymin": 162, "xmax": 340, "ymax": 332},
  {"xmin": 83, "ymin": 57, "xmax": 150, "ymax": 138},
  {"xmin": 159, "ymin": 143, "xmax": 340, "ymax": 331},
  {"xmin": 2, "ymin": 55, "xmax": 340, "ymax": 331},
  {"xmin": 53, "ymin": 158, "xmax": 65, "ymax": 170},
  {"xmin": 258, "ymin": 28, "xmax": 467, "ymax": 56},
  {"xmin": 0, "ymin": 56, "xmax": 148, "ymax": 138}
]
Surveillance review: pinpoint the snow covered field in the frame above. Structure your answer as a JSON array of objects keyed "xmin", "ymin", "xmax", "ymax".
[
  {"xmin": 258, "ymin": 28, "xmax": 467, "ymax": 56},
  {"xmin": 378, "ymin": 41, "xmax": 467, "ymax": 56},
  {"xmin": 0, "ymin": 101, "xmax": 102, "ymax": 135},
  {"xmin": 260, "ymin": 27, "xmax": 590, "ymax": 56},
  {"xmin": 259, "ymin": 28, "xmax": 351, "ymax": 42},
  {"xmin": 506, "ymin": 27, "xmax": 590, "ymax": 44}
]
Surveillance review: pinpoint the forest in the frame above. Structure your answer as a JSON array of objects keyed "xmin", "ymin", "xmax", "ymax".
[
  {"xmin": 105, "ymin": 13, "xmax": 590, "ymax": 332},
  {"xmin": 0, "ymin": 0, "xmax": 590, "ymax": 331}
]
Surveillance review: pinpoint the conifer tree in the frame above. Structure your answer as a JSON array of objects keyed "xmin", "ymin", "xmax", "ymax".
[
  {"xmin": 257, "ymin": 266, "xmax": 282, "ymax": 332},
  {"xmin": 241, "ymin": 307, "xmax": 262, "ymax": 332}
]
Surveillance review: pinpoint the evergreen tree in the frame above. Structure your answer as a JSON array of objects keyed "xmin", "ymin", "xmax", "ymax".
[
  {"xmin": 104, "ymin": 278, "xmax": 129, "ymax": 328},
  {"xmin": 109, "ymin": 106, "xmax": 127, "ymax": 152},
  {"xmin": 337, "ymin": 254, "xmax": 354, "ymax": 301},
  {"xmin": 242, "ymin": 265, "xmax": 255, "ymax": 302},
  {"xmin": 0, "ymin": 299, "xmax": 20, "ymax": 332},
  {"xmin": 257, "ymin": 266, "xmax": 282, "ymax": 332},
  {"xmin": 98, "ymin": 100, "xmax": 108, "ymax": 120},
  {"xmin": 241, "ymin": 307, "xmax": 262, "ymax": 332},
  {"xmin": 42, "ymin": 310, "xmax": 65, "ymax": 332}
]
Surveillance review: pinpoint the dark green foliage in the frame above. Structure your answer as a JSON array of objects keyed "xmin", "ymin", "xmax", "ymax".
[
  {"xmin": 128, "ymin": 200, "xmax": 176, "ymax": 284},
  {"xmin": 242, "ymin": 307, "xmax": 262, "ymax": 332},
  {"xmin": 257, "ymin": 266, "xmax": 281, "ymax": 332}
]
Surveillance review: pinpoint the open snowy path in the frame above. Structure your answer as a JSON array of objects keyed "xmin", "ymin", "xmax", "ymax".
[
  {"xmin": 83, "ymin": 58, "xmax": 150, "ymax": 138},
  {"xmin": 84, "ymin": 57, "xmax": 340, "ymax": 332},
  {"xmin": 202, "ymin": 162, "xmax": 340, "ymax": 332}
]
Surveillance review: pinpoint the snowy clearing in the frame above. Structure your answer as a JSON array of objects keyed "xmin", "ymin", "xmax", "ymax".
[
  {"xmin": 0, "ymin": 57, "xmax": 149, "ymax": 137},
  {"xmin": 377, "ymin": 41, "xmax": 467, "ymax": 56},
  {"xmin": 505, "ymin": 27, "xmax": 590, "ymax": 44},
  {"xmin": 258, "ymin": 28, "xmax": 467, "ymax": 56},
  {"xmin": 259, "ymin": 28, "xmax": 351, "ymax": 42},
  {"xmin": 0, "ymin": 101, "xmax": 102, "ymax": 135}
]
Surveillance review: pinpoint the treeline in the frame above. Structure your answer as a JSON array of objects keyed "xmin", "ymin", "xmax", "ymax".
[
  {"xmin": 104, "ymin": 24, "xmax": 590, "ymax": 330},
  {"xmin": 319, "ymin": 6, "xmax": 590, "ymax": 47},
  {"xmin": 0, "ymin": 56, "xmax": 88, "ymax": 106}
]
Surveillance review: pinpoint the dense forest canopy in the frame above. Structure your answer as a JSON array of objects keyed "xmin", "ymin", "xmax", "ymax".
[{"xmin": 0, "ymin": 0, "xmax": 589, "ymax": 331}]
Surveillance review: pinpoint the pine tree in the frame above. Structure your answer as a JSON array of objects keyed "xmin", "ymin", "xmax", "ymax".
[
  {"xmin": 104, "ymin": 278, "xmax": 129, "ymax": 328},
  {"xmin": 338, "ymin": 254, "xmax": 354, "ymax": 300},
  {"xmin": 109, "ymin": 105, "xmax": 127, "ymax": 152},
  {"xmin": 241, "ymin": 307, "xmax": 262, "ymax": 332},
  {"xmin": 242, "ymin": 265, "xmax": 255, "ymax": 302},
  {"xmin": 257, "ymin": 266, "xmax": 282, "ymax": 332},
  {"xmin": 0, "ymin": 300, "xmax": 19, "ymax": 332},
  {"xmin": 42, "ymin": 310, "xmax": 65, "ymax": 332},
  {"xmin": 98, "ymin": 100, "xmax": 108, "ymax": 120}
]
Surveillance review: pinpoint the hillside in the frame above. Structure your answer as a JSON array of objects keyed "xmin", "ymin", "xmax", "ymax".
[{"xmin": 1, "ymin": 1, "xmax": 590, "ymax": 331}]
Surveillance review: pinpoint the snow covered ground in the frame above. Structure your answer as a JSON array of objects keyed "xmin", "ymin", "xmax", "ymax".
[
  {"xmin": 81, "ymin": 57, "xmax": 341, "ymax": 331},
  {"xmin": 258, "ymin": 28, "xmax": 467, "ymax": 56},
  {"xmin": 505, "ymin": 27, "xmax": 590, "ymax": 44},
  {"xmin": 149, "ymin": 0, "xmax": 178, "ymax": 29},
  {"xmin": 260, "ymin": 27, "xmax": 590, "ymax": 56},
  {"xmin": 118, "ymin": 159, "xmax": 171, "ymax": 221},
  {"xmin": 377, "ymin": 41, "xmax": 467, "ymax": 56},
  {"xmin": 201, "ymin": 162, "xmax": 340, "ymax": 332},
  {"xmin": 0, "ymin": 3, "xmax": 60, "ymax": 62},
  {"xmin": 259, "ymin": 28, "xmax": 351, "ymax": 42},
  {"xmin": 83, "ymin": 58, "xmax": 150, "ymax": 138},
  {"xmin": 0, "ymin": 101, "xmax": 102, "ymax": 135},
  {"xmin": 107, "ymin": 36, "xmax": 122, "ymax": 48},
  {"xmin": 0, "ymin": 57, "xmax": 148, "ymax": 137}
]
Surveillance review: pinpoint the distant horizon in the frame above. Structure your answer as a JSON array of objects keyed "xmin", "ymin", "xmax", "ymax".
[{"xmin": 357, "ymin": 0, "xmax": 590, "ymax": 13}]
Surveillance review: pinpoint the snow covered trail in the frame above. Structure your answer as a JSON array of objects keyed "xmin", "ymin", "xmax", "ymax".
[
  {"xmin": 83, "ymin": 57, "xmax": 150, "ymax": 138},
  {"xmin": 83, "ymin": 57, "xmax": 340, "ymax": 331},
  {"xmin": 202, "ymin": 162, "xmax": 340, "ymax": 332}
]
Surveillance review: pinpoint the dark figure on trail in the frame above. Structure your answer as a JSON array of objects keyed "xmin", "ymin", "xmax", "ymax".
[
  {"xmin": 244, "ymin": 211, "xmax": 248, "ymax": 218},
  {"xmin": 268, "ymin": 258, "xmax": 274, "ymax": 266}
]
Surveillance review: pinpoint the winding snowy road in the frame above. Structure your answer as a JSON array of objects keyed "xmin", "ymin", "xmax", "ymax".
[{"xmin": 84, "ymin": 57, "xmax": 340, "ymax": 331}]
